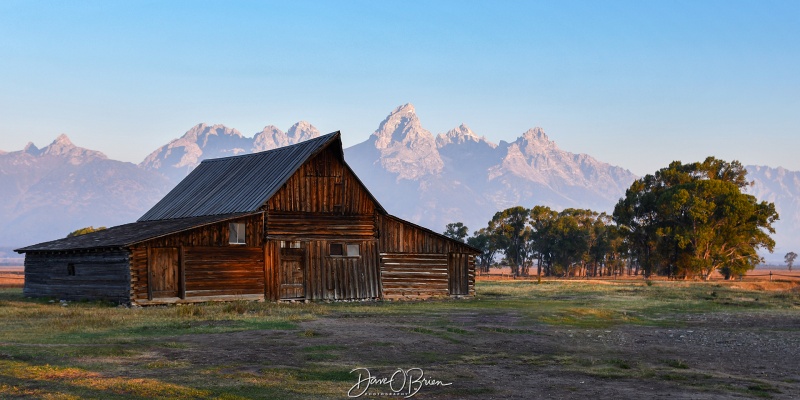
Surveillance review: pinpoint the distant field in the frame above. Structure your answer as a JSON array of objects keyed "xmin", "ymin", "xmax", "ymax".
[
  {"xmin": 0, "ymin": 269, "xmax": 23, "ymax": 288},
  {"xmin": 481, "ymin": 266, "xmax": 800, "ymax": 281},
  {"xmin": 0, "ymin": 280, "xmax": 798, "ymax": 399}
]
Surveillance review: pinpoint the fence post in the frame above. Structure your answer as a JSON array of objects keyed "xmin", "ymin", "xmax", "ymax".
[{"xmin": 770, "ymin": 271, "xmax": 773, "ymax": 282}]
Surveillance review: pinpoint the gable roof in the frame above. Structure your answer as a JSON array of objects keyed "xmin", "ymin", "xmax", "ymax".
[
  {"xmin": 139, "ymin": 131, "xmax": 383, "ymax": 221},
  {"xmin": 16, "ymin": 213, "xmax": 256, "ymax": 253}
]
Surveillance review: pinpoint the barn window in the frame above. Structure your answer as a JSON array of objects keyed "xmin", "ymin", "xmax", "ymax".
[
  {"xmin": 67, "ymin": 263, "xmax": 75, "ymax": 276},
  {"xmin": 330, "ymin": 243, "xmax": 360, "ymax": 257},
  {"xmin": 280, "ymin": 240, "xmax": 301, "ymax": 249},
  {"xmin": 229, "ymin": 222, "xmax": 246, "ymax": 244},
  {"xmin": 347, "ymin": 244, "xmax": 360, "ymax": 257}
]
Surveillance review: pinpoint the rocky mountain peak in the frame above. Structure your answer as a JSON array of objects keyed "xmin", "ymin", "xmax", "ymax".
[
  {"xmin": 373, "ymin": 103, "xmax": 429, "ymax": 149},
  {"xmin": 182, "ymin": 123, "xmax": 244, "ymax": 146},
  {"xmin": 436, "ymin": 123, "xmax": 496, "ymax": 148},
  {"xmin": 139, "ymin": 123, "xmax": 249, "ymax": 180},
  {"xmin": 23, "ymin": 142, "xmax": 40, "ymax": 155},
  {"xmin": 516, "ymin": 127, "xmax": 557, "ymax": 155},
  {"xmin": 38, "ymin": 134, "xmax": 107, "ymax": 162},
  {"xmin": 252, "ymin": 125, "xmax": 286, "ymax": 152},
  {"xmin": 286, "ymin": 121, "xmax": 320, "ymax": 143},
  {"xmin": 369, "ymin": 103, "xmax": 443, "ymax": 180}
]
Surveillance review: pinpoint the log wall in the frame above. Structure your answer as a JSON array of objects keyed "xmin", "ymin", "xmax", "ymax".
[
  {"xmin": 131, "ymin": 246, "xmax": 265, "ymax": 304},
  {"xmin": 378, "ymin": 214, "xmax": 477, "ymax": 299},
  {"xmin": 183, "ymin": 246, "xmax": 264, "ymax": 298},
  {"xmin": 23, "ymin": 250, "xmax": 130, "ymax": 302},
  {"xmin": 380, "ymin": 253, "xmax": 448, "ymax": 299}
]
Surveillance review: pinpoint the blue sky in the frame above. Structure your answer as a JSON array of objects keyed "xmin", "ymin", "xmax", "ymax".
[{"xmin": 1, "ymin": 0, "xmax": 798, "ymax": 175}]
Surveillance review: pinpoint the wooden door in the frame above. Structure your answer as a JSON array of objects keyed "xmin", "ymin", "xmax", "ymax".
[
  {"xmin": 150, "ymin": 248, "xmax": 179, "ymax": 298},
  {"xmin": 280, "ymin": 248, "xmax": 305, "ymax": 299},
  {"xmin": 448, "ymin": 253, "xmax": 470, "ymax": 296}
]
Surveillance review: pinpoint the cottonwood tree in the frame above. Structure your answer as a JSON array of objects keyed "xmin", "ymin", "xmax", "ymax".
[
  {"xmin": 488, "ymin": 206, "xmax": 531, "ymax": 276},
  {"xmin": 614, "ymin": 157, "xmax": 778, "ymax": 279},
  {"xmin": 467, "ymin": 228, "xmax": 499, "ymax": 273},
  {"xmin": 443, "ymin": 222, "xmax": 469, "ymax": 243},
  {"xmin": 786, "ymin": 252, "xmax": 798, "ymax": 271}
]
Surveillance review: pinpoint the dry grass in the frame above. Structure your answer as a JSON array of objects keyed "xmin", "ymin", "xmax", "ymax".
[{"xmin": 0, "ymin": 280, "xmax": 798, "ymax": 399}]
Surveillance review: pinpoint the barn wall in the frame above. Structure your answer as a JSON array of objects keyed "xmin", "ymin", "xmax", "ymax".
[
  {"xmin": 24, "ymin": 250, "xmax": 130, "ymax": 302},
  {"xmin": 183, "ymin": 246, "xmax": 264, "ymax": 298},
  {"xmin": 267, "ymin": 148, "xmax": 376, "ymax": 215},
  {"xmin": 378, "ymin": 215, "xmax": 477, "ymax": 299},
  {"xmin": 304, "ymin": 240, "xmax": 381, "ymax": 301},
  {"xmin": 137, "ymin": 214, "xmax": 264, "ymax": 248},
  {"xmin": 131, "ymin": 214, "xmax": 267, "ymax": 304},
  {"xmin": 267, "ymin": 213, "xmax": 375, "ymax": 239}
]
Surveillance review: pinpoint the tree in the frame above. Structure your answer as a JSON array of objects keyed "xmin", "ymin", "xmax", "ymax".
[
  {"xmin": 786, "ymin": 252, "xmax": 798, "ymax": 271},
  {"xmin": 488, "ymin": 206, "xmax": 531, "ymax": 276},
  {"xmin": 443, "ymin": 222, "xmax": 469, "ymax": 243},
  {"xmin": 529, "ymin": 206, "xmax": 558, "ymax": 277},
  {"xmin": 614, "ymin": 157, "xmax": 779, "ymax": 280},
  {"xmin": 467, "ymin": 228, "xmax": 499, "ymax": 273},
  {"xmin": 66, "ymin": 226, "xmax": 107, "ymax": 238}
]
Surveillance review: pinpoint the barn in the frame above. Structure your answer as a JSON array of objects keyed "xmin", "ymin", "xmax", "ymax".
[{"xmin": 15, "ymin": 132, "xmax": 477, "ymax": 305}]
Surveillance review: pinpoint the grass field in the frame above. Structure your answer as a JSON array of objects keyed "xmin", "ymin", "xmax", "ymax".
[{"xmin": 0, "ymin": 279, "xmax": 799, "ymax": 399}]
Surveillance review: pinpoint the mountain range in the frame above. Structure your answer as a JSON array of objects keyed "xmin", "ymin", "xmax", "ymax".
[{"xmin": 2, "ymin": 104, "xmax": 797, "ymax": 262}]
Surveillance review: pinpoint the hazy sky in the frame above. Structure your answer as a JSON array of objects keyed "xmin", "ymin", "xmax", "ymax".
[{"xmin": 1, "ymin": 0, "xmax": 798, "ymax": 175}]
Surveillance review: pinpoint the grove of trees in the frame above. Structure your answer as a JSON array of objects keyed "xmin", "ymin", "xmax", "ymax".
[{"xmin": 449, "ymin": 157, "xmax": 779, "ymax": 280}]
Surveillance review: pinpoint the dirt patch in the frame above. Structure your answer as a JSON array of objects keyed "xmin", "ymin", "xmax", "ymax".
[{"xmin": 144, "ymin": 308, "xmax": 800, "ymax": 399}]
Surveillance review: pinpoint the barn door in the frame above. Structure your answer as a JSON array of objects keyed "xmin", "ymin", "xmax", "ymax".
[
  {"xmin": 150, "ymin": 248, "xmax": 179, "ymax": 298},
  {"xmin": 280, "ymin": 248, "xmax": 305, "ymax": 299},
  {"xmin": 448, "ymin": 253, "xmax": 470, "ymax": 296}
]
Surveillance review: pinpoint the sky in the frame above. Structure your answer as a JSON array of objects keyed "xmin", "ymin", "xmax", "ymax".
[{"xmin": 0, "ymin": 0, "xmax": 798, "ymax": 176}]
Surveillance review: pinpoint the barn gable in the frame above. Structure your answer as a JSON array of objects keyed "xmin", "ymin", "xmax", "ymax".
[{"xmin": 138, "ymin": 132, "xmax": 384, "ymax": 221}]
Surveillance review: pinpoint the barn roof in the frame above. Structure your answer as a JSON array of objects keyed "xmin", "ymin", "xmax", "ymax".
[
  {"xmin": 15, "ymin": 213, "xmax": 256, "ymax": 253},
  {"xmin": 139, "ymin": 131, "xmax": 384, "ymax": 221}
]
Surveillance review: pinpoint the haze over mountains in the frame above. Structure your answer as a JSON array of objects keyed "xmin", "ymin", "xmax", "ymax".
[{"xmin": 2, "ymin": 104, "xmax": 797, "ymax": 262}]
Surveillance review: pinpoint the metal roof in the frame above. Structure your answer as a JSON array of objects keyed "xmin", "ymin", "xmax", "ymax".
[
  {"xmin": 139, "ymin": 131, "xmax": 353, "ymax": 221},
  {"xmin": 16, "ymin": 213, "xmax": 256, "ymax": 253}
]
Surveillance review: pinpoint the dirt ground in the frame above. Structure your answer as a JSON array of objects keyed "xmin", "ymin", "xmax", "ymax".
[
  {"xmin": 1, "ymin": 272, "xmax": 798, "ymax": 398},
  {"xmin": 142, "ymin": 298, "xmax": 800, "ymax": 399}
]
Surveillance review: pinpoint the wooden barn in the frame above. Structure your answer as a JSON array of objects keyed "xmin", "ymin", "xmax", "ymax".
[{"xmin": 15, "ymin": 132, "xmax": 477, "ymax": 305}]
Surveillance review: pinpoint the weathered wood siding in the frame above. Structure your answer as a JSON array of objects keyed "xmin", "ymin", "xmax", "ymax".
[
  {"xmin": 378, "ymin": 215, "xmax": 476, "ymax": 254},
  {"xmin": 448, "ymin": 253, "xmax": 475, "ymax": 296},
  {"xmin": 380, "ymin": 253, "xmax": 448, "ymax": 299},
  {"xmin": 130, "ymin": 214, "xmax": 266, "ymax": 304},
  {"xmin": 137, "ymin": 214, "xmax": 264, "ymax": 248},
  {"xmin": 267, "ymin": 213, "xmax": 376, "ymax": 239},
  {"xmin": 378, "ymin": 214, "xmax": 477, "ymax": 298},
  {"xmin": 267, "ymin": 148, "xmax": 376, "ymax": 215},
  {"xmin": 305, "ymin": 240, "xmax": 380, "ymax": 300},
  {"xmin": 24, "ymin": 251, "xmax": 130, "ymax": 302},
  {"xmin": 263, "ymin": 240, "xmax": 381, "ymax": 301},
  {"xmin": 183, "ymin": 247, "xmax": 264, "ymax": 298}
]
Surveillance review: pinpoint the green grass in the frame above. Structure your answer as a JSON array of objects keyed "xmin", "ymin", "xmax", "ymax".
[{"xmin": 0, "ymin": 279, "xmax": 797, "ymax": 399}]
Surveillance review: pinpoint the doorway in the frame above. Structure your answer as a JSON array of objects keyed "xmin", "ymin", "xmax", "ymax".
[{"xmin": 280, "ymin": 247, "xmax": 305, "ymax": 299}]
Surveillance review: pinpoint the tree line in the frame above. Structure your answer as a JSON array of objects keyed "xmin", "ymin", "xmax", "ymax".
[{"xmin": 445, "ymin": 157, "xmax": 780, "ymax": 280}]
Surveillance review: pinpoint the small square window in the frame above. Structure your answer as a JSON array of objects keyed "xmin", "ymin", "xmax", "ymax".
[
  {"xmin": 330, "ymin": 243, "xmax": 344, "ymax": 256},
  {"xmin": 346, "ymin": 244, "xmax": 360, "ymax": 257},
  {"xmin": 67, "ymin": 263, "xmax": 75, "ymax": 276},
  {"xmin": 229, "ymin": 222, "xmax": 246, "ymax": 244}
]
